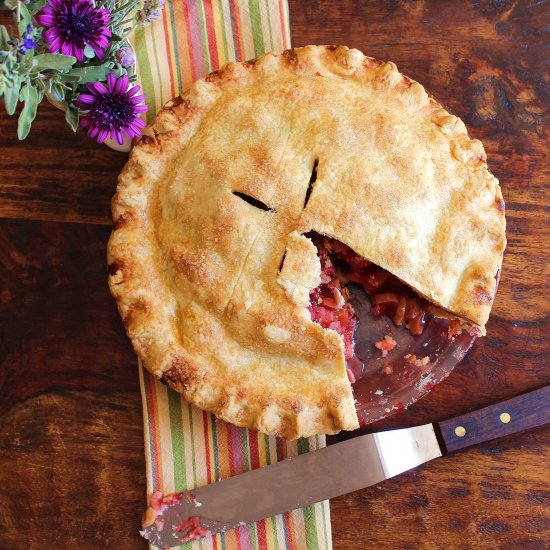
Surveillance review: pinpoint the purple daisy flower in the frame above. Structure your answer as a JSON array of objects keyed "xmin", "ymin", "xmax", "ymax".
[
  {"xmin": 37, "ymin": 0, "xmax": 111, "ymax": 62},
  {"xmin": 74, "ymin": 73, "xmax": 148, "ymax": 145}
]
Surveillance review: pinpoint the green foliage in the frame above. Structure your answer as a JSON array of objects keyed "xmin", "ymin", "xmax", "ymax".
[
  {"xmin": 4, "ymin": 78, "xmax": 21, "ymax": 115},
  {"xmin": 69, "ymin": 64, "xmax": 113, "ymax": 83},
  {"xmin": 17, "ymin": 81, "xmax": 38, "ymax": 139},
  {"xmin": 31, "ymin": 53, "xmax": 77, "ymax": 72},
  {"xmin": 0, "ymin": 25, "xmax": 10, "ymax": 50},
  {"xmin": 65, "ymin": 105, "xmax": 79, "ymax": 132},
  {"xmin": 17, "ymin": 2, "xmax": 32, "ymax": 36}
]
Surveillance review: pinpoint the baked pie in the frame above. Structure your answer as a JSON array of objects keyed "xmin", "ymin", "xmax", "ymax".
[{"xmin": 108, "ymin": 45, "xmax": 506, "ymax": 439}]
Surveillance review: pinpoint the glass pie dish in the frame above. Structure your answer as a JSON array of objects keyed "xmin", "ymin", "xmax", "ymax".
[{"xmin": 306, "ymin": 234, "xmax": 487, "ymax": 428}]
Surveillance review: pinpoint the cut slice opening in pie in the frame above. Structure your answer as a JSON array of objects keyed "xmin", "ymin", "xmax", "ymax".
[
  {"xmin": 108, "ymin": 45, "xmax": 506, "ymax": 439},
  {"xmin": 305, "ymin": 233, "xmax": 471, "ymax": 386}
]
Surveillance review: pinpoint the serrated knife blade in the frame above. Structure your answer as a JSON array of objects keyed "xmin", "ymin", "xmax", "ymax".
[{"xmin": 141, "ymin": 424, "xmax": 441, "ymax": 548}]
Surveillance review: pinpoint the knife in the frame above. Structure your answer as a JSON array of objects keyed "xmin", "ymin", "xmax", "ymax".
[{"xmin": 141, "ymin": 385, "xmax": 549, "ymax": 548}]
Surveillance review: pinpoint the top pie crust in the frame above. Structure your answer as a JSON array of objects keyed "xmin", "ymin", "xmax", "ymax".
[{"xmin": 108, "ymin": 45, "xmax": 506, "ymax": 439}]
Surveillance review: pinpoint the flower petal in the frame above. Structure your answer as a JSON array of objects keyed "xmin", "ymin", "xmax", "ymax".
[
  {"xmin": 38, "ymin": 6, "xmax": 55, "ymax": 16},
  {"xmin": 98, "ymin": 8, "xmax": 111, "ymax": 22},
  {"xmin": 129, "ymin": 94, "xmax": 147, "ymax": 105},
  {"xmin": 87, "ymin": 81, "xmax": 109, "ymax": 96},
  {"xmin": 37, "ymin": 14, "xmax": 56, "ymax": 25},
  {"xmin": 60, "ymin": 42, "xmax": 73, "ymax": 56},
  {"xmin": 74, "ymin": 95, "xmax": 97, "ymax": 110},
  {"xmin": 126, "ymin": 121, "xmax": 145, "ymax": 136},
  {"xmin": 124, "ymin": 124, "xmax": 138, "ymax": 136},
  {"xmin": 124, "ymin": 85, "xmax": 142, "ymax": 97},
  {"xmin": 115, "ymin": 75, "xmax": 129, "ymax": 94},
  {"xmin": 48, "ymin": 36, "xmax": 63, "ymax": 53},
  {"xmin": 74, "ymin": 47, "xmax": 85, "ymax": 62},
  {"xmin": 97, "ymin": 129, "xmax": 109, "ymax": 143},
  {"xmin": 107, "ymin": 72, "xmax": 117, "ymax": 92},
  {"xmin": 75, "ymin": 93, "xmax": 96, "ymax": 105},
  {"xmin": 87, "ymin": 125, "xmax": 100, "ymax": 138},
  {"xmin": 44, "ymin": 28, "xmax": 60, "ymax": 42},
  {"xmin": 93, "ymin": 35, "xmax": 110, "ymax": 49},
  {"xmin": 90, "ymin": 43, "xmax": 106, "ymax": 59},
  {"xmin": 133, "ymin": 105, "xmax": 149, "ymax": 114}
]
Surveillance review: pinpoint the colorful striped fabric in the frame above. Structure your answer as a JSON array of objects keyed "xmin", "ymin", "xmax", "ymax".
[
  {"xmin": 139, "ymin": 366, "xmax": 332, "ymax": 550},
  {"xmin": 133, "ymin": 0, "xmax": 291, "ymax": 121},
  {"xmin": 134, "ymin": 2, "xmax": 333, "ymax": 549}
]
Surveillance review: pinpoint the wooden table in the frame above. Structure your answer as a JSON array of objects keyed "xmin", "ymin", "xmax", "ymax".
[{"xmin": 1, "ymin": 1, "xmax": 549, "ymax": 548}]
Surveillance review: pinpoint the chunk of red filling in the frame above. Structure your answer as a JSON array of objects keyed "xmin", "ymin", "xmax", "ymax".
[
  {"xmin": 325, "ymin": 238, "xmax": 432, "ymax": 335},
  {"xmin": 375, "ymin": 335, "xmax": 397, "ymax": 357},
  {"xmin": 143, "ymin": 490, "xmax": 185, "ymax": 528},
  {"xmin": 310, "ymin": 236, "xmax": 432, "ymax": 334},
  {"xmin": 176, "ymin": 516, "xmax": 211, "ymax": 543},
  {"xmin": 308, "ymin": 241, "xmax": 358, "ymax": 383},
  {"xmin": 308, "ymin": 241, "xmax": 357, "ymax": 384}
]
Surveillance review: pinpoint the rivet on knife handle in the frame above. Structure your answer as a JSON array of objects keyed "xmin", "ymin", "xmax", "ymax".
[{"xmin": 435, "ymin": 385, "xmax": 550, "ymax": 453}]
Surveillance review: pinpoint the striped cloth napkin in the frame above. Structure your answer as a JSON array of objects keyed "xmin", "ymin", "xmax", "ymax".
[{"xmin": 133, "ymin": 2, "xmax": 333, "ymax": 549}]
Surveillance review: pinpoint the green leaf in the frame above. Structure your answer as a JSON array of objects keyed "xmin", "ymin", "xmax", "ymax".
[
  {"xmin": 68, "ymin": 64, "xmax": 111, "ymax": 83},
  {"xmin": 58, "ymin": 72, "xmax": 81, "ymax": 82},
  {"xmin": 64, "ymin": 89, "xmax": 75, "ymax": 107},
  {"xmin": 111, "ymin": 0, "xmax": 139, "ymax": 15},
  {"xmin": 50, "ymin": 82, "xmax": 66, "ymax": 102},
  {"xmin": 26, "ymin": 0, "xmax": 47, "ymax": 16},
  {"xmin": 17, "ymin": 83, "xmax": 38, "ymax": 139},
  {"xmin": 22, "ymin": 54, "xmax": 36, "ymax": 70},
  {"xmin": 65, "ymin": 106, "xmax": 79, "ymax": 132},
  {"xmin": 32, "ymin": 54, "xmax": 77, "ymax": 72},
  {"xmin": 0, "ymin": 25, "xmax": 10, "ymax": 50},
  {"xmin": 18, "ymin": 3, "xmax": 32, "ymax": 36},
  {"xmin": 4, "ymin": 79, "xmax": 20, "ymax": 115}
]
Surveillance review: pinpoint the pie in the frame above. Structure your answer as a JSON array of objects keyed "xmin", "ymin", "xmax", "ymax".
[{"xmin": 108, "ymin": 45, "xmax": 506, "ymax": 439}]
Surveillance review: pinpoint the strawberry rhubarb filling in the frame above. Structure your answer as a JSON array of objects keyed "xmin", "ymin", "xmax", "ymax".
[
  {"xmin": 308, "ymin": 238, "xmax": 361, "ymax": 383},
  {"xmin": 308, "ymin": 236, "xmax": 458, "ymax": 382},
  {"xmin": 142, "ymin": 490, "xmax": 211, "ymax": 543}
]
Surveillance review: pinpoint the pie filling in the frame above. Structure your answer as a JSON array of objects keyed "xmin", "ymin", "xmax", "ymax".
[
  {"xmin": 308, "ymin": 235, "xmax": 463, "ymax": 383},
  {"xmin": 142, "ymin": 491, "xmax": 211, "ymax": 543}
]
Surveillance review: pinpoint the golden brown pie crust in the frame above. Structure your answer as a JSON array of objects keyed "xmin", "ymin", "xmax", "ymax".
[{"xmin": 108, "ymin": 45, "xmax": 506, "ymax": 439}]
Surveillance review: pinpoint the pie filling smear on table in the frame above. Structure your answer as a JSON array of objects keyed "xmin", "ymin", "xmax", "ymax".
[{"xmin": 108, "ymin": 45, "xmax": 506, "ymax": 439}]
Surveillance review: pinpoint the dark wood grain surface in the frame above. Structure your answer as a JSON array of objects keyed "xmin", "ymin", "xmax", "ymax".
[{"xmin": 1, "ymin": 1, "xmax": 549, "ymax": 549}]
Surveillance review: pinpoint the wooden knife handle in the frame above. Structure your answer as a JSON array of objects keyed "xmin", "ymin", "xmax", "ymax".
[{"xmin": 435, "ymin": 385, "xmax": 550, "ymax": 454}]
